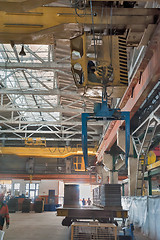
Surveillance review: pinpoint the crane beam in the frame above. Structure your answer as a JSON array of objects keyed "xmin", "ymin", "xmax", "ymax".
[
  {"xmin": 0, "ymin": 146, "xmax": 96, "ymax": 158},
  {"xmin": 0, "ymin": 7, "xmax": 158, "ymax": 44}
]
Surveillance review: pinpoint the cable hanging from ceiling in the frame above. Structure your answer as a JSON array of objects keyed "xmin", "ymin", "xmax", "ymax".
[
  {"xmin": 72, "ymin": 0, "xmax": 87, "ymax": 17},
  {"xmin": 104, "ymin": 5, "xmax": 114, "ymax": 100},
  {"xmin": 90, "ymin": 0, "xmax": 97, "ymax": 64}
]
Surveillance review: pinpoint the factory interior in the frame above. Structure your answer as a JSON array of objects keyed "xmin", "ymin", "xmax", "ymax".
[{"xmin": 0, "ymin": 0, "xmax": 160, "ymax": 239}]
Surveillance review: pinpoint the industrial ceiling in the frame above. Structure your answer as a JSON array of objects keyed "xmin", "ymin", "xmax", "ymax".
[{"xmin": 0, "ymin": 0, "xmax": 159, "ymax": 159}]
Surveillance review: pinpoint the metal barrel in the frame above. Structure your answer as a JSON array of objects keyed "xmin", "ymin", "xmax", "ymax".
[{"xmin": 64, "ymin": 184, "xmax": 80, "ymax": 208}]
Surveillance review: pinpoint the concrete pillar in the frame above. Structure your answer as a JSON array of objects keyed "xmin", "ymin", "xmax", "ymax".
[
  {"xmin": 109, "ymin": 171, "xmax": 118, "ymax": 184},
  {"xmin": 103, "ymin": 153, "xmax": 113, "ymax": 169},
  {"xmin": 115, "ymin": 159, "xmax": 125, "ymax": 171},
  {"xmin": 103, "ymin": 153, "xmax": 119, "ymax": 184},
  {"xmin": 96, "ymin": 166, "xmax": 109, "ymax": 184},
  {"xmin": 117, "ymin": 129, "xmax": 125, "ymax": 152},
  {"xmin": 118, "ymin": 131, "xmax": 138, "ymax": 196},
  {"xmin": 128, "ymin": 157, "xmax": 138, "ymax": 196},
  {"xmin": 101, "ymin": 168, "xmax": 109, "ymax": 184}
]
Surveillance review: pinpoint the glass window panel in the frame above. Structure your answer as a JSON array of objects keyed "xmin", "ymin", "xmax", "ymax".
[
  {"xmin": 14, "ymin": 183, "xmax": 20, "ymax": 190},
  {"xmin": 36, "ymin": 184, "xmax": 39, "ymax": 190},
  {"xmin": 26, "ymin": 183, "xmax": 29, "ymax": 190},
  {"xmin": 30, "ymin": 190, "xmax": 35, "ymax": 199},
  {"xmin": 78, "ymin": 157, "xmax": 82, "ymax": 163},
  {"xmin": 30, "ymin": 184, "xmax": 35, "ymax": 189},
  {"xmin": 36, "ymin": 190, "xmax": 39, "ymax": 196},
  {"xmin": 25, "ymin": 191, "xmax": 29, "ymax": 197}
]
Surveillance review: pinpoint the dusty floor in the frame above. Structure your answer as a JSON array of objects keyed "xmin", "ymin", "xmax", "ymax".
[
  {"xmin": 4, "ymin": 212, "xmax": 70, "ymax": 240},
  {"xmin": 134, "ymin": 228, "xmax": 152, "ymax": 240},
  {"xmin": 2, "ymin": 212, "xmax": 151, "ymax": 240}
]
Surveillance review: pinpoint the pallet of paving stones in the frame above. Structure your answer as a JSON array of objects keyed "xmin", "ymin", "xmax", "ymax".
[
  {"xmin": 8, "ymin": 198, "xmax": 18, "ymax": 213},
  {"xmin": 100, "ymin": 184, "xmax": 121, "ymax": 208},
  {"xmin": 22, "ymin": 199, "xmax": 31, "ymax": 213},
  {"xmin": 34, "ymin": 201, "xmax": 43, "ymax": 213},
  {"xmin": 93, "ymin": 186, "xmax": 101, "ymax": 206}
]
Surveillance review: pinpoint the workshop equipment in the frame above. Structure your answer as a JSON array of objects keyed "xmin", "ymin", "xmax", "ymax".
[
  {"xmin": 82, "ymin": 99, "xmax": 130, "ymax": 168},
  {"xmin": 34, "ymin": 199, "xmax": 43, "ymax": 213},
  {"xmin": 57, "ymin": 183, "xmax": 127, "ymax": 227},
  {"xmin": 7, "ymin": 198, "xmax": 18, "ymax": 213},
  {"xmin": 57, "ymin": 182, "xmax": 134, "ymax": 239},
  {"xmin": 64, "ymin": 184, "xmax": 80, "ymax": 208},
  {"xmin": 22, "ymin": 199, "xmax": 31, "ymax": 213},
  {"xmin": 71, "ymin": 222, "xmax": 117, "ymax": 240},
  {"xmin": 71, "ymin": 33, "xmax": 128, "ymax": 95},
  {"xmin": 93, "ymin": 184, "xmax": 121, "ymax": 209}
]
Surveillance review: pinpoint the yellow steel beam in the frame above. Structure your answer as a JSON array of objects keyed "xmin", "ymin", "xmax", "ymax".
[
  {"xmin": 0, "ymin": 0, "xmax": 56, "ymax": 13},
  {"xmin": 90, "ymin": 0, "xmax": 159, "ymax": 1},
  {"xmin": 147, "ymin": 160, "xmax": 160, "ymax": 171},
  {"xmin": 0, "ymin": 146, "xmax": 96, "ymax": 158},
  {"xmin": 0, "ymin": 7, "xmax": 158, "ymax": 43}
]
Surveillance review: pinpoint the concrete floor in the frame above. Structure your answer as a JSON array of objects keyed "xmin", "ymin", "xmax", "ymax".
[
  {"xmin": 134, "ymin": 229, "xmax": 152, "ymax": 240},
  {"xmin": 3, "ymin": 212, "xmax": 151, "ymax": 240},
  {"xmin": 4, "ymin": 212, "xmax": 70, "ymax": 240}
]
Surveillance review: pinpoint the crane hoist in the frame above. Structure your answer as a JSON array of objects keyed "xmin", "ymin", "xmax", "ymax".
[
  {"xmin": 70, "ymin": 32, "xmax": 130, "ymax": 168},
  {"xmin": 70, "ymin": 32, "xmax": 128, "ymax": 98}
]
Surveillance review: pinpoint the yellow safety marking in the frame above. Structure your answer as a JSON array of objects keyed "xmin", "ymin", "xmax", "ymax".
[
  {"xmin": 116, "ymin": 211, "xmax": 128, "ymax": 218},
  {"xmin": 57, "ymin": 209, "xmax": 68, "ymax": 217},
  {"xmin": 147, "ymin": 160, "xmax": 160, "ymax": 171}
]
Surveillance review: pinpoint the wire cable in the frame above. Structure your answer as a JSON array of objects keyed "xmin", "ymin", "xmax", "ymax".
[
  {"xmin": 74, "ymin": 0, "xmax": 87, "ymax": 17},
  {"xmin": 109, "ymin": 6, "xmax": 113, "ymax": 66},
  {"xmin": 90, "ymin": 0, "xmax": 97, "ymax": 64}
]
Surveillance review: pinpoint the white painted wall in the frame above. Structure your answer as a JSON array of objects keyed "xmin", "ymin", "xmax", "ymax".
[
  {"xmin": 58, "ymin": 181, "xmax": 64, "ymax": 205},
  {"xmin": 58, "ymin": 181, "xmax": 64, "ymax": 197},
  {"xmin": 11, "ymin": 179, "xmax": 59, "ymax": 196},
  {"xmin": 39, "ymin": 180, "xmax": 59, "ymax": 196}
]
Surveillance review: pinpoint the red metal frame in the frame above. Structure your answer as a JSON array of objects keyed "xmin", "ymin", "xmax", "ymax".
[
  {"xmin": 0, "ymin": 173, "xmax": 126, "ymax": 182},
  {"xmin": 97, "ymin": 23, "xmax": 160, "ymax": 161}
]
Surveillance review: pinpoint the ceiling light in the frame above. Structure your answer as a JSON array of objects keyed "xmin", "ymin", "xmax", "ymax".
[{"xmin": 19, "ymin": 45, "xmax": 26, "ymax": 56}]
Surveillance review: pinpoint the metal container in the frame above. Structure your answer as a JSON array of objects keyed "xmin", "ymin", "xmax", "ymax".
[
  {"xmin": 93, "ymin": 184, "xmax": 122, "ymax": 209},
  {"xmin": 100, "ymin": 184, "xmax": 121, "ymax": 208},
  {"xmin": 64, "ymin": 184, "xmax": 80, "ymax": 208}
]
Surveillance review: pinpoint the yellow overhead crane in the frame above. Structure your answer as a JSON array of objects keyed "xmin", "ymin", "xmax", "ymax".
[
  {"xmin": 25, "ymin": 138, "xmax": 46, "ymax": 147},
  {"xmin": 0, "ymin": 7, "xmax": 158, "ymax": 44},
  {"xmin": 0, "ymin": 4, "xmax": 158, "ymax": 96},
  {"xmin": 0, "ymin": 2, "xmax": 159, "ymax": 169},
  {"xmin": 0, "ymin": 146, "xmax": 97, "ymax": 158}
]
